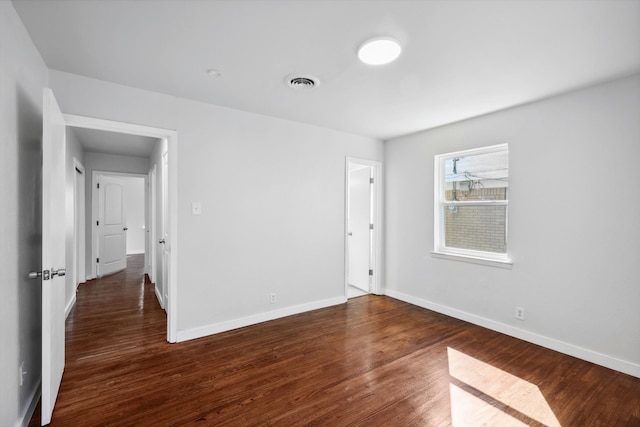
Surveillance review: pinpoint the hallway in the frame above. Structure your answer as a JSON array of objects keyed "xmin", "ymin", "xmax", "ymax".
[{"xmin": 64, "ymin": 254, "xmax": 166, "ymax": 358}]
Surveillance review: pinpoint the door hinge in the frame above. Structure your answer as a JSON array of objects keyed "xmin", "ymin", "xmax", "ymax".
[
  {"xmin": 369, "ymin": 224, "xmax": 374, "ymax": 230},
  {"xmin": 369, "ymin": 269, "xmax": 373, "ymax": 276},
  {"xmin": 96, "ymin": 258, "xmax": 99, "ymax": 263},
  {"xmin": 96, "ymin": 220, "xmax": 99, "ymax": 226},
  {"xmin": 97, "ymin": 183, "xmax": 100, "ymax": 189},
  {"xmin": 370, "ymin": 177, "xmax": 374, "ymax": 184}
]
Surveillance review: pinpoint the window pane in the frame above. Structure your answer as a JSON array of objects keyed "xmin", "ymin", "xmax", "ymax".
[
  {"xmin": 444, "ymin": 205, "xmax": 507, "ymax": 253},
  {"xmin": 444, "ymin": 151, "xmax": 508, "ymax": 202}
]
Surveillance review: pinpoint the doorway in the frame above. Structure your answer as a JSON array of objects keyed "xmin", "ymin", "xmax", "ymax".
[
  {"xmin": 92, "ymin": 172, "xmax": 147, "ymax": 278},
  {"xmin": 64, "ymin": 114, "xmax": 178, "ymax": 343},
  {"xmin": 345, "ymin": 157, "xmax": 382, "ymax": 298}
]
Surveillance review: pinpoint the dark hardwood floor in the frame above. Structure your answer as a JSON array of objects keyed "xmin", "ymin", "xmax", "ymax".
[{"xmin": 31, "ymin": 254, "xmax": 640, "ymax": 426}]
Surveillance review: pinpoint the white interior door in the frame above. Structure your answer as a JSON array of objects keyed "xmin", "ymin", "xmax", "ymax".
[
  {"xmin": 161, "ymin": 151, "xmax": 169, "ymax": 310},
  {"xmin": 98, "ymin": 175, "xmax": 127, "ymax": 276},
  {"xmin": 41, "ymin": 88, "xmax": 67, "ymax": 426},
  {"xmin": 74, "ymin": 161, "xmax": 85, "ymax": 288},
  {"xmin": 149, "ymin": 166, "xmax": 156, "ymax": 284},
  {"xmin": 348, "ymin": 167, "xmax": 372, "ymax": 292}
]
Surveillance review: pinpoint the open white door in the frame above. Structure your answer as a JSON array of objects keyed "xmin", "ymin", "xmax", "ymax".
[
  {"xmin": 41, "ymin": 88, "xmax": 67, "ymax": 425},
  {"xmin": 73, "ymin": 160, "xmax": 85, "ymax": 290},
  {"xmin": 161, "ymin": 151, "xmax": 169, "ymax": 310},
  {"xmin": 149, "ymin": 166, "xmax": 157, "ymax": 284},
  {"xmin": 97, "ymin": 175, "xmax": 127, "ymax": 276},
  {"xmin": 348, "ymin": 167, "xmax": 372, "ymax": 292},
  {"xmin": 345, "ymin": 157, "xmax": 382, "ymax": 297}
]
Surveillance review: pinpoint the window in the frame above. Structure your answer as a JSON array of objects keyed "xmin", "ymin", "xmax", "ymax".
[{"xmin": 434, "ymin": 144, "xmax": 510, "ymax": 265}]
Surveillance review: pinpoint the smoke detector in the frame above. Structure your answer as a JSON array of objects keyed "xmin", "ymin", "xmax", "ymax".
[{"xmin": 286, "ymin": 74, "xmax": 320, "ymax": 90}]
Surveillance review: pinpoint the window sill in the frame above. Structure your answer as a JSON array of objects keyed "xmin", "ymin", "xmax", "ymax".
[{"xmin": 430, "ymin": 251, "xmax": 513, "ymax": 269}]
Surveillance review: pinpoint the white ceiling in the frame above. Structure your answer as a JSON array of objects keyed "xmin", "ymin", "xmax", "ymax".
[
  {"xmin": 13, "ymin": 0, "xmax": 640, "ymax": 140},
  {"xmin": 70, "ymin": 127, "xmax": 158, "ymax": 158}
]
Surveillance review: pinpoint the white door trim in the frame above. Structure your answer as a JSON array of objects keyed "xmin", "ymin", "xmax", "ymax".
[
  {"xmin": 64, "ymin": 113, "xmax": 179, "ymax": 343},
  {"xmin": 345, "ymin": 157, "xmax": 383, "ymax": 296}
]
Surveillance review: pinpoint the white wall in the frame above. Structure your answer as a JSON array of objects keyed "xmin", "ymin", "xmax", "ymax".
[
  {"xmin": 121, "ymin": 176, "xmax": 146, "ymax": 254},
  {"xmin": 0, "ymin": 3, "xmax": 48, "ymax": 426},
  {"xmin": 64, "ymin": 128, "xmax": 85, "ymax": 315},
  {"xmin": 83, "ymin": 152, "xmax": 150, "ymax": 277},
  {"xmin": 50, "ymin": 70, "xmax": 383, "ymax": 337},
  {"xmin": 384, "ymin": 74, "xmax": 640, "ymax": 377}
]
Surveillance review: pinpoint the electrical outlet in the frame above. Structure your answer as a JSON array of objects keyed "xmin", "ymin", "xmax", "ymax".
[
  {"xmin": 515, "ymin": 306, "xmax": 525, "ymax": 320},
  {"xmin": 270, "ymin": 293, "xmax": 276, "ymax": 304},
  {"xmin": 19, "ymin": 362, "xmax": 26, "ymax": 387}
]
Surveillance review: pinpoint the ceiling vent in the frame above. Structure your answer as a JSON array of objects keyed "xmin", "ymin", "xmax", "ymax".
[{"xmin": 286, "ymin": 74, "xmax": 319, "ymax": 90}]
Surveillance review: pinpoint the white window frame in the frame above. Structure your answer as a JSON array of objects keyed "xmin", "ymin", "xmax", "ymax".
[{"xmin": 432, "ymin": 143, "xmax": 512, "ymax": 268}]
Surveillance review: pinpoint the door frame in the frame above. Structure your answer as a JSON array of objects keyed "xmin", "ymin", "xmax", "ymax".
[
  {"xmin": 91, "ymin": 171, "xmax": 147, "ymax": 277},
  {"xmin": 64, "ymin": 114, "xmax": 179, "ymax": 343},
  {"xmin": 344, "ymin": 157, "xmax": 383, "ymax": 296}
]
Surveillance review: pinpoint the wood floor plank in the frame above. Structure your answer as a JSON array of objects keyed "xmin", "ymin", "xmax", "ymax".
[{"xmin": 29, "ymin": 254, "xmax": 640, "ymax": 426}]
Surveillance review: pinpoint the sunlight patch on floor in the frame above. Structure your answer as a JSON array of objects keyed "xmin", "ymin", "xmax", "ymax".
[
  {"xmin": 447, "ymin": 347, "xmax": 561, "ymax": 427},
  {"xmin": 449, "ymin": 383, "xmax": 530, "ymax": 427}
]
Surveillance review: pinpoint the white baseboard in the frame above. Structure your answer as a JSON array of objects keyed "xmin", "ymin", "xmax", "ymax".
[
  {"xmin": 126, "ymin": 250, "xmax": 145, "ymax": 255},
  {"xmin": 176, "ymin": 296, "xmax": 347, "ymax": 342},
  {"xmin": 65, "ymin": 293, "xmax": 76, "ymax": 318},
  {"xmin": 16, "ymin": 380, "xmax": 40, "ymax": 427},
  {"xmin": 384, "ymin": 289, "xmax": 640, "ymax": 379},
  {"xmin": 154, "ymin": 285, "xmax": 164, "ymax": 309}
]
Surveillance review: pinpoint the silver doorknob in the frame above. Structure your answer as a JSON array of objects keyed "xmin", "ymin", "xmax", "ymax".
[
  {"xmin": 123, "ymin": 227, "xmax": 128, "ymax": 231},
  {"xmin": 29, "ymin": 268, "xmax": 63, "ymax": 280},
  {"xmin": 348, "ymin": 232, "xmax": 353, "ymax": 236},
  {"xmin": 51, "ymin": 268, "xmax": 66, "ymax": 277},
  {"xmin": 159, "ymin": 239, "xmax": 166, "ymax": 244}
]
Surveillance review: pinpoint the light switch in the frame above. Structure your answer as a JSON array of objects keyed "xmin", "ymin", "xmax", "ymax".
[{"xmin": 191, "ymin": 202, "xmax": 202, "ymax": 215}]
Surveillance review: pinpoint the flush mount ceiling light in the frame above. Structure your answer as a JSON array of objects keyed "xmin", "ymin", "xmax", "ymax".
[
  {"xmin": 357, "ymin": 37, "xmax": 402, "ymax": 65},
  {"xmin": 286, "ymin": 74, "xmax": 320, "ymax": 90}
]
